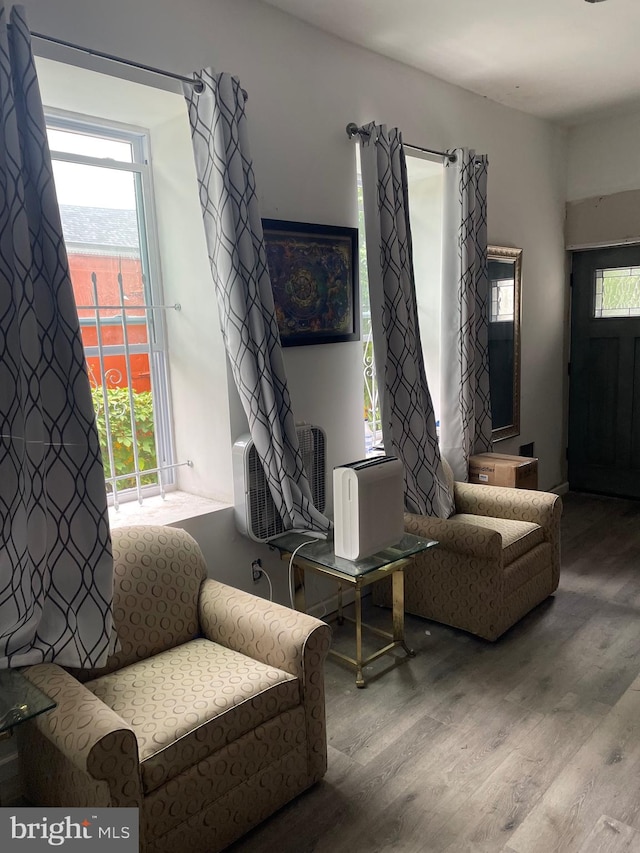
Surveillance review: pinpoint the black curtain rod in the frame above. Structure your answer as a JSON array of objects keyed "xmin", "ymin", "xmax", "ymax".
[
  {"xmin": 27, "ymin": 30, "xmax": 206, "ymax": 92},
  {"xmin": 346, "ymin": 122, "xmax": 456, "ymax": 163}
]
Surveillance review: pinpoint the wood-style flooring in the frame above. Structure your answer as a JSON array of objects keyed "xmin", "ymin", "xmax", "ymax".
[{"xmin": 228, "ymin": 492, "xmax": 640, "ymax": 853}]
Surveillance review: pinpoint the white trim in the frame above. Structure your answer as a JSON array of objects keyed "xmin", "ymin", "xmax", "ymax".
[
  {"xmin": 567, "ymin": 239, "xmax": 640, "ymax": 250},
  {"xmin": 108, "ymin": 490, "xmax": 230, "ymax": 528},
  {"xmin": 49, "ymin": 149, "xmax": 145, "ymax": 174}
]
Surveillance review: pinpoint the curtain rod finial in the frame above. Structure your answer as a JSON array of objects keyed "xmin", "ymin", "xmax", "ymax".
[{"xmin": 346, "ymin": 122, "xmax": 360, "ymax": 139}]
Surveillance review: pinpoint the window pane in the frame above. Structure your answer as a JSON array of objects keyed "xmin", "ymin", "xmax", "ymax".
[
  {"xmin": 490, "ymin": 279, "xmax": 514, "ymax": 322},
  {"xmin": 50, "ymin": 132, "xmax": 169, "ymax": 501},
  {"xmin": 594, "ymin": 267, "xmax": 640, "ymax": 318},
  {"xmin": 356, "ymin": 154, "xmax": 381, "ymax": 456},
  {"xmin": 47, "ymin": 127, "xmax": 133, "ymax": 162},
  {"xmin": 52, "ymin": 159, "xmax": 139, "ymax": 211},
  {"xmin": 90, "ymin": 359, "xmax": 158, "ymax": 494}
]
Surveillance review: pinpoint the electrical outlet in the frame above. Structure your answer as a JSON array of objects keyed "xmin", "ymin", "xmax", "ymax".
[{"xmin": 251, "ymin": 559, "xmax": 262, "ymax": 583}]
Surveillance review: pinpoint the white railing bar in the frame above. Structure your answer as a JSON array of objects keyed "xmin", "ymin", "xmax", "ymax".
[
  {"xmin": 91, "ymin": 272, "xmax": 121, "ymax": 510},
  {"xmin": 105, "ymin": 460, "xmax": 192, "ymax": 485},
  {"xmin": 75, "ymin": 303, "xmax": 181, "ymax": 311},
  {"xmin": 363, "ymin": 322, "xmax": 382, "ymax": 441},
  {"xmin": 82, "ymin": 344, "xmax": 150, "ymax": 357},
  {"xmin": 117, "ymin": 272, "xmax": 145, "ymax": 505}
]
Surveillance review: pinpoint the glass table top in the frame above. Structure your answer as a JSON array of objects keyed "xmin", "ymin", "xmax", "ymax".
[
  {"xmin": 0, "ymin": 668, "xmax": 56, "ymax": 734},
  {"xmin": 270, "ymin": 531, "xmax": 437, "ymax": 578}
]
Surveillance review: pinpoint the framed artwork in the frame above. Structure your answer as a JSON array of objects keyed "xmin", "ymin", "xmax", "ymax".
[{"xmin": 262, "ymin": 219, "xmax": 359, "ymax": 346}]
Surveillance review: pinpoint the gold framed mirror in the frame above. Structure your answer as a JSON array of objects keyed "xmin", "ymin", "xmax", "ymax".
[{"xmin": 488, "ymin": 246, "xmax": 522, "ymax": 441}]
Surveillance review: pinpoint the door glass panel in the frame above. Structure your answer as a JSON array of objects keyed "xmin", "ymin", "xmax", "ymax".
[{"xmin": 594, "ymin": 267, "xmax": 640, "ymax": 317}]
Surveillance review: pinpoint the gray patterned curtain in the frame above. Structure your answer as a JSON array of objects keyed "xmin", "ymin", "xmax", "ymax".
[
  {"xmin": 184, "ymin": 70, "xmax": 331, "ymax": 534},
  {"xmin": 0, "ymin": 4, "xmax": 113, "ymax": 668},
  {"xmin": 359, "ymin": 122, "xmax": 453, "ymax": 518},
  {"xmin": 440, "ymin": 148, "xmax": 492, "ymax": 481}
]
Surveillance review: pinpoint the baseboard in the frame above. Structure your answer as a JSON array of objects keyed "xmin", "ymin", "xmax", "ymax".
[{"xmin": 550, "ymin": 482, "xmax": 569, "ymax": 496}]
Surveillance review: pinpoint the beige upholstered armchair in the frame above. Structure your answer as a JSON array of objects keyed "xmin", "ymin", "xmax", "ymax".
[
  {"xmin": 373, "ymin": 477, "xmax": 562, "ymax": 641},
  {"xmin": 18, "ymin": 525, "xmax": 331, "ymax": 853}
]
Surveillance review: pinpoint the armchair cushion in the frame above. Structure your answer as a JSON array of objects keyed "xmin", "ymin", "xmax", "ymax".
[
  {"xmin": 85, "ymin": 637, "xmax": 300, "ymax": 794},
  {"xmin": 452, "ymin": 514, "xmax": 544, "ymax": 563}
]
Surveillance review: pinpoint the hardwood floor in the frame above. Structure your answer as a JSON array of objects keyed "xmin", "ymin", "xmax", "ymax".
[{"xmin": 228, "ymin": 493, "xmax": 640, "ymax": 853}]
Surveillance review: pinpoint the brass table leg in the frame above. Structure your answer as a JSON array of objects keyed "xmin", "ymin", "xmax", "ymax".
[
  {"xmin": 392, "ymin": 569, "xmax": 414, "ymax": 657},
  {"xmin": 294, "ymin": 565, "xmax": 307, "ymax": 612},
  {"xmin": 354, "ymin": 585, "xmax": 365, "ymax": 687},
  {"xmin": 337, "ymin": 582, "xmax": 344, "ymax": 625}
]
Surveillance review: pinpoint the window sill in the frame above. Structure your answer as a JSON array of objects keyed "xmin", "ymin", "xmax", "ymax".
[{"xmin": 108, "ymin": 491, "xmax": 230, "ymax": 529}]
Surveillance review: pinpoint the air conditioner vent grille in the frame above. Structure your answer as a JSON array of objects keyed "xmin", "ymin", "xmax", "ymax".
[{"xmin": 233, "ymin": 425, "xmax": 326, "ymax": 542}]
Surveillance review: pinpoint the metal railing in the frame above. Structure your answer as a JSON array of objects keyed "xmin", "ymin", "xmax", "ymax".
[
  {"xmin": 362, "ymin": 313, "xmax": 383, "ymax": 454},
  {"xmin": 76, "ymin": 272, "xmax": 188, "ymax": 508}
]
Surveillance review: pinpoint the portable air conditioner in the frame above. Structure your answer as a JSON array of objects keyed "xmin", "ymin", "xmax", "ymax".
[{"xmin": 233, "ymin": 424, "xmax": 326, "ymax": 542}]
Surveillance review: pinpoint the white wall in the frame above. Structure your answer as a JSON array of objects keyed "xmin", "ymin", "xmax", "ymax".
[
  {"xmin": 565, "ymin": 108, "xmax": 640, "ymax": 251},
  {"xmin": 23, "ymin": 0, "xmax": 569, "ymax": 576},
  {"xmin": 567, "ymin": 108, "xmax": 640, "ymax": 202}
]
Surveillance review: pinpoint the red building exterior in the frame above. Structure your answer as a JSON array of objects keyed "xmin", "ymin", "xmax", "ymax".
[{"xmin": 62, "ymin": 205, "xmax": 151, "ymax": 394}]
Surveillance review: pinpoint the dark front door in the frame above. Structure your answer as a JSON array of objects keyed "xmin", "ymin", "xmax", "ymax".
[{"xmin": 569, "ymin": 246, "xmax": 640, "ymax": 497}]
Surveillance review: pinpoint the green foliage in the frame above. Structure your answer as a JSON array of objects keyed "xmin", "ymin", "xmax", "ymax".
[
  {"xmin": 357, "ymin": 175, "xmax": 370, "ymax": 330},
  {"xmin": 91, "ymin": 386, "xmax": 157, "ymax": 493}
]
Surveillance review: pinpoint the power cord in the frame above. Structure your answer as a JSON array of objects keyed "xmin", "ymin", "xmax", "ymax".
[
  {"xmin": 259, "ymin": 566, "xmax": 274, "ymax": 602},
  {"xmin": 252, "ymin": 559, "xmax": 274, "ymax": 601},
  {"xmin": 288, "ymin": 540, "xmax": 316, "ymax": 610}
]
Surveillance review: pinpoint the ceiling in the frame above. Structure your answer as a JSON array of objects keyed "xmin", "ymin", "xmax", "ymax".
[{"xmin": 261, "ymin": 0, "xmax": 640, "ymax": 126}]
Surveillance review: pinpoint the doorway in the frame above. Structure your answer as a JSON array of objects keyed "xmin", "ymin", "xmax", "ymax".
[{"xmin": 569, "ymin": 246, "xmax": 640, "ymax": 498}]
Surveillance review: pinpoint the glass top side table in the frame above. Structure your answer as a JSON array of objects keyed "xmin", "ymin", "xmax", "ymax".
[
  {"xmin": 270, "ymin": 531, "xmax": 437, "ymax": 687},
  {"xmin": 0, "ymin": 668, "xmax": 56, "ymax": 737}
]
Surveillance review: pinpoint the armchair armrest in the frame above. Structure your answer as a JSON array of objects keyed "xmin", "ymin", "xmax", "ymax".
[
  {"xmin": 454, "ymin": 482, "xmax": 562, "ymax": 537},
  {"xmin": 198, "ymin": 579, "xmax": 331, "ymax": 681},
  {"xmin": 404, "ymin": 513, "xmax": 502, "ymax": 559},
  {"xmin": 199, "ymin": 580, "xmax": 331, "ymax": 782},
  {"xmin": 23, "ymin": 664, "xmax": 142, "ymax": 808}
]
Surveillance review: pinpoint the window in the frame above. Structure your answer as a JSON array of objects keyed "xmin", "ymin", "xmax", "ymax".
[
  {"xmin": 405, "ymin": 153, "xmax": 444, "ymax": 428},
  {"xmin": 490, "ymin": 276, "xmax": 515, "ymax": 323},
  {"xmin": 356, "ymin": 161, "xmax": 382, "ymax": 456},
  {"xmin": 357, "ymin": 150, "xmax": 444, "ymax": 454},
  {"xmin": 594, "ymin": 266, "xmax": 640, "ymax": 318},
  {"xmin": 47, "ymin": 114, "xmax": 176, "ymax": 505}
]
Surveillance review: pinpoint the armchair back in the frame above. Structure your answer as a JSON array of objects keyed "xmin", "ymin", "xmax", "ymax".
[{"xmin": 72, "ymin": 525, "xmax": 206, "ymax": 682}]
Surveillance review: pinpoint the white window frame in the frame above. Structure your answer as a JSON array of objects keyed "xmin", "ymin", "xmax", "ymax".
[{"xmin": 46, "ymin": 110, "xmax": 177, "ymax": 506}]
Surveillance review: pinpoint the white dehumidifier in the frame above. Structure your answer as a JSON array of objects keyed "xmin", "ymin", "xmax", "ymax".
[{"xmin": 333, "ymin": 456, "xmax": 404, "ymax": 560}]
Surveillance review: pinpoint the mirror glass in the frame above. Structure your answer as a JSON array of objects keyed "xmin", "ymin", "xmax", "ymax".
[{"xmin": 488, "ymin": 246, "xmax": 522, "ymax": 440}]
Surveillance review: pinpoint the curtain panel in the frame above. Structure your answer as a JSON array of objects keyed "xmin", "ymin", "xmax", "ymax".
[
  {"xmin": 359, "ymin": 122, "xmax": 453, "ymax": 519},
  {"xmin": 185, "ymin": 69, "xmax": 331, "ymax": 534},
  {"xmin": 440, "ymin": 148, "xmax": 492, "ymax": 482},
  {"xmin": 0, "ymin": 4, "xmax": 113, "ymax": 668}
]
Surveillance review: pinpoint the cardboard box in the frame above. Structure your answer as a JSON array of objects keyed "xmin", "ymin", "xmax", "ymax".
[{"xmin": 469, "ymin": 452, "xmax": 538, "ymax": 490}]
